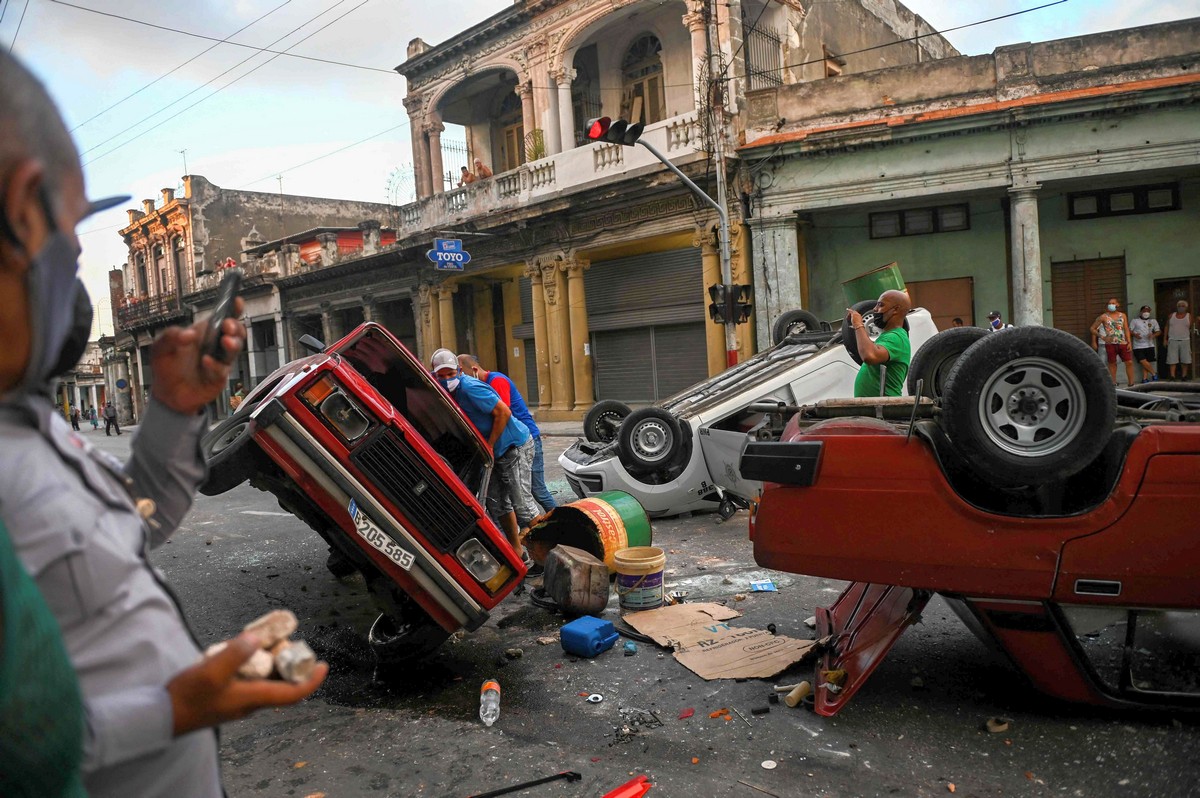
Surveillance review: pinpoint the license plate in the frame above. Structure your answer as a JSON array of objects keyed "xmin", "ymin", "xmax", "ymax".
[{"xmin": 348, "ymin": 499, "xmax": 414, "ymax": 571}]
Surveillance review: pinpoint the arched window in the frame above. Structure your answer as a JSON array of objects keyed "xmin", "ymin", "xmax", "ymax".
[{"xmin": 622, "ymin": 34, "xmax": 665, "ymax": 125}]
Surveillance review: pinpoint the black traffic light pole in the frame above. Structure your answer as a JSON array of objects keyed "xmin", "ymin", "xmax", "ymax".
[{"xmin": 635, "ymin": 138, "xmax": 738, "ymax": 367}]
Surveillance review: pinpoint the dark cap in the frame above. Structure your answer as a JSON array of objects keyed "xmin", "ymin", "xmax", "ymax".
[{"xmin": 987, "ymin": 311, "xmax": 1001, "ymax": 319}]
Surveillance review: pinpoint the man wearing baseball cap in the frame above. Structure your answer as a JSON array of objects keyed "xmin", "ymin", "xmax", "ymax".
[
  {"xmin": 987, "ymin": 311, "xmax": 1013, "ymax": 331},
  {"xmin": 430, "ymin": 348, "xmax": 540, "ymax": 570}
]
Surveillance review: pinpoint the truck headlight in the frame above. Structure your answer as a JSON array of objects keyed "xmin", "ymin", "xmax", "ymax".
[
  {"xmin": 456, "ymin": 538, "xmax": 502, "ymax": 583},
  {"xmin": 319, "ymin": 391, "xmax": 370, "ymax": 442}
]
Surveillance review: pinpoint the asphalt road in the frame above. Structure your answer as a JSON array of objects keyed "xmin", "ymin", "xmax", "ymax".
[{"xmin": 84, "ymin": 426, "xmax": 1200, "ymax": 798}]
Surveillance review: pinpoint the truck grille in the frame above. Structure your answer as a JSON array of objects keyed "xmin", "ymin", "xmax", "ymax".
[{"xmin": 351, "ymin": 429, "xmax": 479, "ymax": 553}]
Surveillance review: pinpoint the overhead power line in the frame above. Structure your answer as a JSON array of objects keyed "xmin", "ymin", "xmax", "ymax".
[
  {"xmin": 8, "ymin": 0, "xmax": 28, "ymax": 52},
  {"xmin": 48, "ymin": 0, "xmax": 394, "ymax": 75},
  {"xmin": 81, "ymin": 0, "xmax": 377, "ymax": 167},
  {"xmin": 238, "ymin": 121, "xmax": 410, "ymax": 189},
  {"xmin": 67, "ymin": 0, "xmax": 296, "ymax": 133}
]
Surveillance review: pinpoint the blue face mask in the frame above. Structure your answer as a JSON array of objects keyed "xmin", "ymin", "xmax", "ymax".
[{"xmin": 438, "ymin": 376, "xmax": 460, "ymax": 393}]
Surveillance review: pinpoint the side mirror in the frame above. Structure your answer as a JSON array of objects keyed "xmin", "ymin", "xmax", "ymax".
[{"xmin": 299, "ymin": 334, "xmax": 325, "ymax": 354}]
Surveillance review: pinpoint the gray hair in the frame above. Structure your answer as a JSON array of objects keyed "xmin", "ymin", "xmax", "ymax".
[{"xmin": 0, "ymin": 51, "xmax": 80, "ymax": 203}]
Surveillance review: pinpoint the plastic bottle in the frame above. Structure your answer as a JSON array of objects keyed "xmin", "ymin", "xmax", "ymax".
[{"xmin": 479, "ymin": 679, "xmax": 501, "ymax": 727}]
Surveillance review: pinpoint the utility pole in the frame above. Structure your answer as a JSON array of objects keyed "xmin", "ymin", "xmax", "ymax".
[
  {"xmin": 178, "ymin": 148, "xmax": 188, "ymax": 176},
  {"xmin": 706, "ymin": 0, "xmax": 738, "ymax": 367}
]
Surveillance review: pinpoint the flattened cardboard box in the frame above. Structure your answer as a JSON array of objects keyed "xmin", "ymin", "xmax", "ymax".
[{"xmin": 624, "ymin": 602, "xmax": 815, "ymax": 680}]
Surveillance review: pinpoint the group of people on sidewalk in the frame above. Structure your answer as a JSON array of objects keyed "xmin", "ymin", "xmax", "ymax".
[{"xmin": 1091, "ymin": 298, "xmax": 1192, "ymax": 384}]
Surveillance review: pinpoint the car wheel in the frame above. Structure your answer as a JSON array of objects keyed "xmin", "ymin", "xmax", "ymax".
[
  {"xmin": 365, "ymin": 574, "xmax": 451, "ymax": 663},
  {"xmin": 617, "ymin": 407, "xmax": 684, "ymax": 474},
  {"xmin": 772, "ymin": 309, "xmax": 821, "ymax": 345},
  {"xmin": 583, "ymin": 399, "xmax": 632, "ymax": 443},
  {"xmin": 841, "ymin": 300, "xmax": 882, "ymax": 365},
  {"xmin": 199, "ymin": 414, "xmax": 257, "ymax": 495},
  {"xmin": 940, "ymin": 326, "xmax": 1116, "ymax": 488},
  {"xmin": 906, "ymin": 327, "xmax": 989, "ymax": 399}
]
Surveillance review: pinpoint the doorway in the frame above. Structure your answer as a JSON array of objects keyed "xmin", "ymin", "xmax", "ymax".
[
  {"xmin": 1154, "ymin": 276, "xmax": 1200, "ymax": 375},
  {"xmin": 1050, "ymin": 257, "xmax": 1126, "ymax": 344},
  {"xmin": 905, "ymin": 276, "xmax": 975, "ymax": 330}
]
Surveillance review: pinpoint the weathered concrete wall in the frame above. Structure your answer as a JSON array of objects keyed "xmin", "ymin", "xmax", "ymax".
[
  {"xmin": 747, "ymin": 17, "xmax": 1200, "ymax": 144},
  {"xmin": 184, "ymin": 175, "xmax": 394, "ymax": 273}
]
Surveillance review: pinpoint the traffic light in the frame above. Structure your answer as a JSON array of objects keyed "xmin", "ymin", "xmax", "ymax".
[
  {"xmin": 708, "ymin": 283, "xmax": 729, "ymax": 324},
  {"xmin": 585, "ymin": 116, "xmax": 646, "ymax": 146},
  {"xmin": 731, "ymin": 284, "xmax": 754, "ymax": 324}
]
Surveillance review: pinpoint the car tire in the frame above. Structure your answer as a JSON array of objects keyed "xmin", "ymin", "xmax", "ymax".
[
  {"xmin": 199, "ymin": 414, "xmax": 257, "ymax": 496},
  {"xmin": 841, "ymin": 300, "xmax": 881, "ymax": 365},
  {"xmin": 583, "ymin": 399, "xmax": 632, "ymax": 443},
  {"xmin": 940, "ymin": 326, "xmax": 1116, "ymax": 488},
  {"xmin": 365, "ymin": 574, "xmax": 451, "ymax": 663},
  {"xmin": 906, "ymin": 327, "xmax": 989, "ymax": 399},
  {"xmin": 772, "ymin": 309, "xmax": 821, "ymax": 345},
  {"xmin": 617, "ymin": 407, "xmax": 685, "ymax": 474}
]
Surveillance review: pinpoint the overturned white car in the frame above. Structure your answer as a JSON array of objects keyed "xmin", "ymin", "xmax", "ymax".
[{"xmin": 560, "ymin": 307, "xmax": 942, "ymax": 517}]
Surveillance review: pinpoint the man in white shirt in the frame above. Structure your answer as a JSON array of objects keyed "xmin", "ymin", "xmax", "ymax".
[{"xmin": 1128, "ymin": 304, "xmax": 1161, "ymax": 383}]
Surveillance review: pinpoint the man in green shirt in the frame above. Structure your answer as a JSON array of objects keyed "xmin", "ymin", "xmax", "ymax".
[{"xmin": 848, "ymin": 289, "xmax": 912, "ymax": 397}]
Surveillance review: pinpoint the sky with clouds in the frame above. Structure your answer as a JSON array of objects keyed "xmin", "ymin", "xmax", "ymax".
[{"xmin": 2, "ymin": 0, "xmax": 1197, "ymax": 335}]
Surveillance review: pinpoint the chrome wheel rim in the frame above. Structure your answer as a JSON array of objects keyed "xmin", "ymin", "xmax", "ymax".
[{"xmin": 977, "ymin": 356, "xmax": 1087, "ymax": 457}]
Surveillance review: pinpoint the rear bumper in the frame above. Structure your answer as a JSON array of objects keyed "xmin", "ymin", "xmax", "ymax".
[{"xmin": 255, "ymin": 399, "xmax": 489, "ymax": 631}]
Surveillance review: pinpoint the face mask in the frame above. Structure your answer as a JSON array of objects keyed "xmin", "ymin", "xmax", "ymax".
[
  {"xmin": 49, "ymin": 278, "xmax": 93, "ymax": 379},
  {"xmin": 1141, "ymin": 312, "xmax": 1151, "ymax": 320},
  {"xmin": 1180, "ymin": 307, "xmax": 1188, "ymax": 313},
  {"xmin": 991, "ymin": 319, "xmax": 1001, "ymax": 329},
  {"xmin": 871, "ymin": 309, "xmax": 889, "ymax": 329},
  {"xmin": 1107, "ymin": 304, "xmax": 1117, "ymax": 312},
  {"xmin": 438, "ymin": 377, "xmax": 460, "ymax": 393},
  {"xmin": 17, "ymin": 230, "xmax": 85, "ymax": 394}
]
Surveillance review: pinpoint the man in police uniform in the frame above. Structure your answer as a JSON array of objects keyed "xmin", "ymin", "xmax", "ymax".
[{"xmin": 0, "ymin": 50, "xmax": 326, "ymax": 797}]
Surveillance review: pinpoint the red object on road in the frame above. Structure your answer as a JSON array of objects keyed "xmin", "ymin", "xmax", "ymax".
[
  {"xmin": 603, "ymin": 774, "xmax": 652, "ymax": 798},
  {"xmin": 678, "ymin": 707, "xmax": 694, "ymax": 720}
]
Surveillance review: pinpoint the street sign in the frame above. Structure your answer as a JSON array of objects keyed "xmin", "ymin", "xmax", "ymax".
[
  {"xmin": 426, "ymin": 238, "xmax": 471, "ymax": 271},
  {"xmin": 116, "ymin": 379, "xmax": 128, "ymax": 389}
]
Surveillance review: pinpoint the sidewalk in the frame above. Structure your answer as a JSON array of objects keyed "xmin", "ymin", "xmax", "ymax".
[{"xmin": 537, "ymin": 420, "xmax": 584, "ymax": 438}]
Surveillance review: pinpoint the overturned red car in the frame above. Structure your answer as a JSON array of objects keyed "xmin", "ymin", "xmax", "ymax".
[
  {"xmin": 742, "ymin": 325, "xmax": 1200, "ymax": 715},
  {"xmin": 200, "ymin": 322, "xmax": 525, "ymax": 661}
]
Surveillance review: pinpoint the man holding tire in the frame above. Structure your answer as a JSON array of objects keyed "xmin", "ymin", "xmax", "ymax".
[{"xmin": 847, "ymin": 290, "xmax": 912, "ymax": 398}]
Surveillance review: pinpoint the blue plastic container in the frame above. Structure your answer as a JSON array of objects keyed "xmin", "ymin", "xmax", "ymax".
[{"xmin": 560, "ymin": 615, "xmax": 619, "ymax": 658}]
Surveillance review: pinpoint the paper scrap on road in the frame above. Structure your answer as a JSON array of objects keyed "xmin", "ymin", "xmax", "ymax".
[{"xmin": 623, "ymin": 602, "xmax": 815, "ymax": 680}]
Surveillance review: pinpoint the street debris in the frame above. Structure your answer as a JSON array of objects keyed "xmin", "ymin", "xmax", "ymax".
[
  {"xmin": 732, "ymin": 707, "xmax": 753, "ymax": 727},
  {"xmin": 750, "ymin": 579, "xmax": 777, "ymax": 592},
  {"xmin": 623, "ymin": 603, "xmax": 816, "ymax": 680},
  {"xmin": 608, "ymin": 708, "xmax": 662, "ymax": 745},
  {"xmin": 206, "ymin": 609, "xmax": 316, "ymax": 684},
  {"xmin": 948, "ymin": 783, "xmax": 956, "ymax": 793},
  {"xmin": 738, "ymin": 780, "xmax": 780, "ymax": 797},
  {"xmin": 734, "ymin": 593, "xmax": 747, "ymax": 601},
  {"xmin": 751, "ymin": 706, "xmax": 771, "ymax": 715},
  {"xmin": 761, "ymin": 760, "xmax": 777, "ymax": 770},
  {"xmin": 504, "ymin": 648, "xmax": 524, "ymax": 659},
  {"xmin": 543, "ymin": 545, "xmax": 610, "ymax": 615},
  {"xmin": 624, "ymin": 640, "xmax": 638, "ymax": 656},
  {"xmin": 784, "ymin": 681, "xmax": 813, "ymax": 708},
  {"xmin": 986, "ymin": 717, "xmax": 1011, "ymax": 734},
  {"xmin": 587, "ymin": 693, "xmax": 604, "ymax": 703},
  {"xmin": 910, "ymin": 676, "xmax": 925, "ymax": 689},
  {"xmin": 678, "ymin": 708, "xmax": 695, "ymax": 720},
  {"xmin": 601, "ymin": 774, "xmax": 652, "ymax": 798},
  {"xmin": 803, "ymin": 616, "xmax": 817, "ymax": 629},
  {"xmin": 466, "ymin": 770, "xmax": 582, "ymax": 798},
  {"xmin": 536, "ymin": 636, "xmax": 556, "ymax": 645},
  {"xmin": 560, "ymin": 615, "xmax": 619, "ymax": 658}
]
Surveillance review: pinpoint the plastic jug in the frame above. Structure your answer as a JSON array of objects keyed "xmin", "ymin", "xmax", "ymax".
[{"xmin": 560, "ymin": 615, "xmax": 619, "ymax": 658}]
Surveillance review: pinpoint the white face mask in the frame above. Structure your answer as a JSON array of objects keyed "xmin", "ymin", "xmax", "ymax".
[
  {"xmin": 1107, "ymin": 304, "xmax": 1117, "ymax": 312},
  {"xmin": 1141, "ymin": 312, "xmax": 1151, "ymax": 320}
]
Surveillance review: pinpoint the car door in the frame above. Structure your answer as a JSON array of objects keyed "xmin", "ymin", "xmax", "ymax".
[{"xmin": 1052, "ymin": 437, "xmax": 1200, "ymax": 703}]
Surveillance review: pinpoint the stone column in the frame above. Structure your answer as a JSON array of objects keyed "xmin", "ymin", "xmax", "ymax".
[
  {"xmin": 1009, "ymin": 186, "xmax": 1044, "ymax": 327},
  {"xmin": 410, "ymin": 292, "xmax": 426, "ymax": 364},
  {"xmin": 359, "ymin": 219, "xmax": 382, "ymax": 255},
  {"xmin": 436, "ymin": 284, "xmax": 458, "ymax": 353},
  {"xmin": 427, "ymin": 121, "xmax": 446, "ymax": 195},
  {"xmin": 279, "ymin": 243, "xmax": 301, "ymax": 275},
  {"xmin": 362, "ymin": 294, "xmax": 375, "ymax": 323},
  {"xmin": 525, "ymin": 264, "xmax": 552, "ymax": 409},
  {"xmin": 683, "ymin": 1, "xmax": 708, "ymax": 111},
  {"xmin": 747, "ymin": 214, "xmax": 802, "ymax": 351},
  {"xmin": 316, "ymin": 232, "xmax": 339, "ymax": 267},
  {"xmin": 422, "ymin": 284, "xmax": 441, "ymax": 356},
  {"xmin": 545, "ymin": 72, "xmax": 563, "ymax": 156},
  {"xmin": 403, "ymin": 94, "xmax": 432, "ymax": 200},
  {"xmin": 319, "ymin": 302, "xmax": 335, "ymax": 346},
  {"xmin": 518, "ymin": 83, "xmax": 536, "ymax": 157},
  {"xmin": 556, "ymin": 68, "xmax": 576, "ymax": 153},
  {"xmin": 697, "ymin": 228, "xmax": 725, "ymax": 376},
  {"xmin": 564, "ymin": 258, "xmax": 593, "ymax": 410},
  {"xmin": 543, "ymin": 259, "xmax": 574, "ymax": 414}
]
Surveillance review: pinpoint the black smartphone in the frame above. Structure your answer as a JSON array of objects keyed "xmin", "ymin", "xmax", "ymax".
[{"xmin": 202, "ymin": 268, "xmax": 243, "ymax": 363}]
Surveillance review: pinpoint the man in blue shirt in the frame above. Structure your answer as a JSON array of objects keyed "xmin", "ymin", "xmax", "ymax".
[
  {"xmin": 431, "ymin": 349, "xmax": 540, "ymax": 569},
  {"xmin": 457, "ymin": 353, "xmax": 556, "ymax": 513}
]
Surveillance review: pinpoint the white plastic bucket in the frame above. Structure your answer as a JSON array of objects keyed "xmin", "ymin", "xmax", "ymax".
[{"xmin": 613, "ymin": 546, "xmax": 666, "ymax": 613}]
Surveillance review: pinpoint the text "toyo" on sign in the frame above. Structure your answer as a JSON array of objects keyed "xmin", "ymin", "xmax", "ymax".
[{"xmin": 426, "ymin": 238, "xmax": 472, "ymax": 271}]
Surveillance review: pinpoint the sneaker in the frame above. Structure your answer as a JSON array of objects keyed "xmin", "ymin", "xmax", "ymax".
[{"xmin": 521, "ymin": 554, "xmax": 544, "ymax": 578}]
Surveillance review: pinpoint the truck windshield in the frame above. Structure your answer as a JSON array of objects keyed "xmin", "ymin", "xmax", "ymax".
[{"xmin": 339, "ymin": 328, "xmax": 489, "ymax": 494}]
